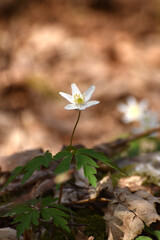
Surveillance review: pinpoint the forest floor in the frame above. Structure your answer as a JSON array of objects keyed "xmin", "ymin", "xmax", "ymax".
[{"xmin": 0, "ymin": 0, "xmax": 160, "ymax": 239}]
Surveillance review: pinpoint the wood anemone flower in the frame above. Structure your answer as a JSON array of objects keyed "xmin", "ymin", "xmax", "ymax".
[
  {"xmin": 117, "ymin": 96, "xmax": 148, "ymax": 123},
  {"xmin": 59, "ymin": 83, "xmax": 100, "ymax": 110}
]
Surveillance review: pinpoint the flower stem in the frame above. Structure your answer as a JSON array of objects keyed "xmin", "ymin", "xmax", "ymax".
[
  {"xmin": 69, "ymin": 110, "xmax": 81, "ymax": 147},
  {"xmin": 58, "ymin": 183, "xmax": 64, "ymax": 204}
]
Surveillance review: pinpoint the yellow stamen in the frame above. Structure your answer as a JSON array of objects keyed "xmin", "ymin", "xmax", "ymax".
[
  {"xmin": 129, "ymin": 105, "xmax": 141, "ymax": 118},
  {"xmin": 74, "ymin": 94, "xmax": 85, "ymax": 104}
]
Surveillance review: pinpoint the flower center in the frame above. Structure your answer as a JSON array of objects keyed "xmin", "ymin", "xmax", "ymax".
[
  {"xmin": 73, "ymin": 94, "xmax": 85, "ymax": 104},
  {"xmin": 129, "ymin": 105, "xmax": 141, "ymax": 118}
]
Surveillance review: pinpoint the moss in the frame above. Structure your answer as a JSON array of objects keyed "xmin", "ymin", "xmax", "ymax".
[
  {"xmin": 78, "ymin": 214, "xmax": 108, "ymax": 240},
  {"xmin": 54, "ymin": 228, "xmax": 75, "ymax": 240},
  {"xmin": 41, "ymin": 230, "xmax": 52, "ymax": 240},
  {"xmin": 76, "ymin": 207, "xmax": 95, "ymax": 217},
  {"xmin": 41, "ymin": 227, "xmax": 75, "ymax": 240}
]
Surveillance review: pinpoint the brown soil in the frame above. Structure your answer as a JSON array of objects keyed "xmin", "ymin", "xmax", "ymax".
[{"xmin": 0, "ymin": 0, "xmax": 160, "ymax": 156}]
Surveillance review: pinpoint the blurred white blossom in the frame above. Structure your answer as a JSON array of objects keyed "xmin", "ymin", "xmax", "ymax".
[
  {"xmin": 133, "ymin": 110, "xmax": 159, "ymax": 134},
  {"xmin": 117, "ymin": 96, "xmax": 148, "ymax": 123}
]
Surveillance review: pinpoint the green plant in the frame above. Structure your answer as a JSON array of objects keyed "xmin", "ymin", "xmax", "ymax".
[
  {"xmin": 2, "ymin": 83, "xmax": 122, "ymax": 238},
  {"xmin": 7, "ymin": 197, "xmax": 72, "ymax": 238},
  {"xmin": 135, "ymin": 224, "xmax": 160, "ymax": 240}
]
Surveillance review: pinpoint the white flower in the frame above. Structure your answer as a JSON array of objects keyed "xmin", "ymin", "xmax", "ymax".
[
  {"xmin": 117, "ymin": 96, "xmax": 148, "ymax": 123},
  {"xmin": 133, "ymin": 110, "xmax": 159, "ymax": 134},
  {"xmin": 139, "ymin": 110, "xmax": 159, "ymax": 130},
  {"xmin": 59, "ymin": 83, "xmax": 100, "ymax": 110}
]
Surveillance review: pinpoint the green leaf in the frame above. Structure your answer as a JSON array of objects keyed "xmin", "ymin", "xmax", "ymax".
[
  {"xmin": 20, "ymin": 150, "xmax": 53, "ymax": 184},
  {"xmin": 53, "ymin": 150, "xmax": 72, "ymax": 161},
  {"xmin": 41, "ymin": 208, "xmax": 50, "ymax": 221},
  {"xmin": 31, "ymin": 209, "xmax": 40, "ymax": 226},
  {"xmin": 77, "ymin": 148, "xmax": 125, "ymax": 174},
  {"xmin": 128, "ymin": 140, "xmax": 140, "ymax": 157},
  {"xmin": 41, "ymin": 197, "xmax": 58, "ymax": 207},
  {"xmin": 1, "ymin": 166, "xmax": 24, "ymax": 190},
  {"xmin": 41, "ymin": 151, "xmax": 54, "ymax": 167},
  {"xmin": 1, "ymin": 151, "xmax": 54, "ymax": 190},
  {"xmin": 16, "ymin": 222, "xmax": 26, "ymax": 238},
  {"xmin": 21, "ymin": 169, "xmax": 34, "ymax": 184},
  {"xmin": 87, "ymin": 174, "xmax": 97, "ymax": 188},
  {"xmin": 135, "ymin": 237, "xmax": 153, "ymax": 240},
  {"xmin": 155, "ymin": 231, "xmax": 160, "ymax": 240},
  {"xmin": 15, "ymin": 213, "xmax": 32, "ymax": 238},
  {"xmin": 54, "ymin": 155, "xmax": 72, "ymax": 174},
  {"xmin": 7, "ymin": 204, "xmax": 31, "ymax": 216},
  {"xmin": 53, "ymin": 215, "xmax": 70, "ymax": 232},
  {"xmin": 75, "ymin": 153, "xmax": 98, "ymax": 187},
  {"xmin": 50, "ymin": 204, "xmax": 74, "ymax": 214},
  {"xmin": 76, "ymin": 154, "xmax": 99, "ymax": 170},
  {"xmin": 41, "ymin": 207, "xmax": 70, "ymax": 232},
  {"xmin": 27, "ymin": 198, "xmax": 39, "ymax": 206},
  {"xmin": 41, "ymin": 208, "xmax": 67, "ymax": 221}
]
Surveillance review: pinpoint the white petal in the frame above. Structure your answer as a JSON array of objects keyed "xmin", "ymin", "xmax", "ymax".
[
  {"xmin": 83, "ymin": 85, "xmax": 95, "ymax": 102},
  {"xmin": 122, "ymin": 115, "xmax": 131, "ymax": 123},
  {"xmin": 127, "ymin": 96, "xmax": 137, "ymax": 106},
  {"xmin": 79, "ymin": 100, "xmax": 100, "ymax": 110},
  {"xmin": 139, "ymin": 100, "xmax": 148, "ymax": 110},
  {"xmin": 59, "ymin": 92, "xmax": 73, "ymax": 103},
  {"xmin": 117, "ymin": 103, "xmax": 128, "ymax": 113},
  {"xmin": 71, "ymin": 83, "xmax": 81, "ymax": 96},
  {"xmin": 64, "ymin": 104, "xmax": 79, "ymax": 110}
]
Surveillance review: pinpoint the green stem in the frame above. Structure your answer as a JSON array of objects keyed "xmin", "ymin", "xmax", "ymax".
[{"xmin": 69, "ymin": 110, "xmax": 81, "ymax": 147}]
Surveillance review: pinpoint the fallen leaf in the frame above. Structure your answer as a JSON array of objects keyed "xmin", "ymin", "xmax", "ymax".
[
  {"xmin": 118, "ymin": 175, "xmax": 147, "ymax": 192},
  {"xmin": 104, "ymin": 187, "xmax": 160, "ymax": 240},
  {"xmin": 89, "ymin": 175, "xmax": 113, "ymax": 199},
  {"xmin": 0, "ymin": 227, "xmax": 23, "ymax": 240}
]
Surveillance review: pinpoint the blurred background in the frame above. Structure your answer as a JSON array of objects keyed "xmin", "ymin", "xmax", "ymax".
[{"xmin": 0, "ymin": 0, "xmax": 160, "ymax": 156}]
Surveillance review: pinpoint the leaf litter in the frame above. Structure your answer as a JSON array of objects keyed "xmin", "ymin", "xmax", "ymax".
[{"xmin": 1, "ymin": 131, "xmax": 160, "ymax": 239}]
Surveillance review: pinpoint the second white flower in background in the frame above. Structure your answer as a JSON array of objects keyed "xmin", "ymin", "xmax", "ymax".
[{"xmin": 117, "ymin": 96, "xmax": 148, "ymax": 123}]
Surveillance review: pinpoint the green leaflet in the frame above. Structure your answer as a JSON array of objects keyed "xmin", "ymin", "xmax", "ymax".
[
  {"xmin": 7, "ymin": 197, "xmax": 71, "ymax": 238},
  {"xmin": 31, "ymin": 210, "xmax": 40, "ymax": 226},
  {"xmin": 41, "ymin": 197, "xmax": 58, "ymax": 207},
  {"xmin": 21, "ymin": 150, "xmax": 53, "ymax": 183},
  {"xmin": 1, "ymin": 166, "xmax": 24, "ymax": 190},
  {"xmin": 52, "ymin": 150, "xmax": 72, "ymax": 161},
  {"xmin": 53, "ymin": 215, "xmax": 70, "ymax": 232},
  {"xmin": 7, "ymin": 204, "xmax": 31, "ymax": 216},
  {"xmin": 76, "ymin": 154, "xmax": 99, "ymax": 170},
  {"xmin": 75, "ymin": 148, "xmax": 125, "ymax": 187},
  {"xmin": 144, "ymin": 223, "xmax": 160, "ymax": 240},
  {"xmin": 135, "ymin": 237, "xmax": 153, "ymax": 240},
  {"xmin": 77, "ymin": 148, "xmax": 124, "ymax": 173},
  {"xmin": 155, "ymin": 231, "xmax": 160, "ymax": 240},
  {"xmin": 41, "ymin": 207, "xmax": 70, "ymax": 232},
  {"xmin": 1, "ymin": 151, "xmax": 54, "ymax": 190},
  {"xmin": 75, "ymin": 153, "xmax": 99, "ymax": 187},
  {"xmin": 53, "ymin": 150, "xmax": 72, "ymax": 174},
  {"xmin": 15, "ymin": 210, "xmax": 39, "ymax": 238},
  {"xmin": 14, "ymin": 213, "xmax": 32, "ymax": 238},
  {"xmin": 136, "ymin": 224, "xmax": 160, "ymax": 240},
  {"xmin": 54, "ymin": 155, "xmax": 72, "ymax": 174},
  {"xmin": 50, "ymin": 203, "xmax": 74, "ymax": 214}
]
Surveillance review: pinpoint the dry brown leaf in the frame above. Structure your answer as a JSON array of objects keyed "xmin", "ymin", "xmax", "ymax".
[
  {"xmin": 89, "ymin": 175, "xmax": 113, "ymax": 199},
  {"xmin": 0, "ymin": 227, "xmax": 23, "ymax": 240},
  {"xmin": 118, "ymin": 175, "xmax": 147, "ymax": 192},
  {"xmin": 104, "ymin": 187, "xmax": 160, "ymax": 240},
  {"xmin": 0, "ymin": 148, "xmax": 43, "ymax": 171}
]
